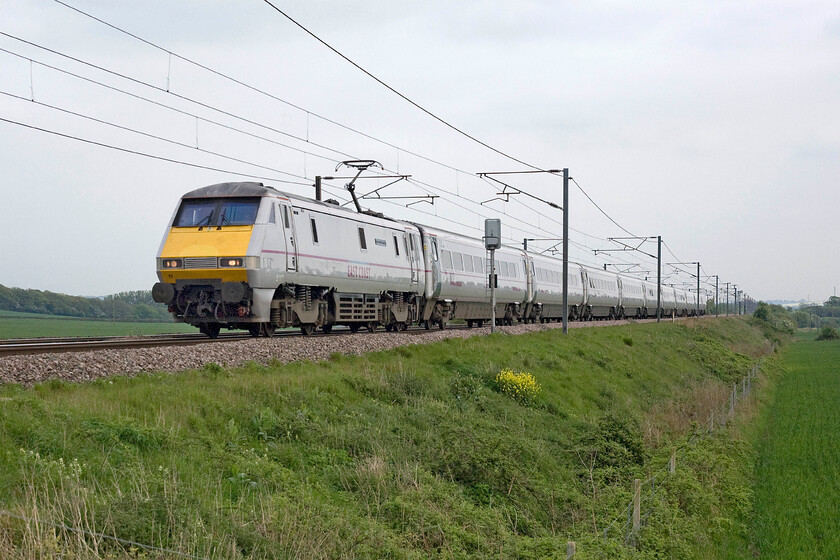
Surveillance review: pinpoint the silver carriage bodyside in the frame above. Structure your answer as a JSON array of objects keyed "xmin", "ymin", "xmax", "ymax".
[
  {"xmin": 581, "ymin": 265, "xmax": 621, "ymax": 319},
  {"xmin": 416, "ymin": 225, "xmax": 529, "ymax": 327},
  {"xmin": 526, "ymin": 252, "xmax": 587, "ymax": 322}
]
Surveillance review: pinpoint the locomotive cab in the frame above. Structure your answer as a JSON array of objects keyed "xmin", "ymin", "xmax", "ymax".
[{"xmin": 152, "ymin": 183, "xmax": 280, "ymax": 337}]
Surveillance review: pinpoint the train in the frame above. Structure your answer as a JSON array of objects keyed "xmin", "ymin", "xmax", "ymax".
[{"xmin": 152, "ymin": 182, "xmax": 704, "ymax": 338}]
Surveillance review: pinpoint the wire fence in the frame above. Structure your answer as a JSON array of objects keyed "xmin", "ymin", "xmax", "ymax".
[
  {"xmin": 569, "ymin": 353, "xmax": 770, "ymax": 557},
  {"xmin": 0, "ymin": 508, "xmax": 212, "ymax": 560}
]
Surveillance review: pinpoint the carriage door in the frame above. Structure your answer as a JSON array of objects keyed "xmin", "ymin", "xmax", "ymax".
[
  {"xmin": 526, "ymin": 257, "xmax": 535, "ymax": 300},
  {"xmin": 280, "ymin": 203, "xmax": 297, "ymax": 271},
  {"xmin": 405, "ymin": 233, "xmax": 418, "ymax": 287}
]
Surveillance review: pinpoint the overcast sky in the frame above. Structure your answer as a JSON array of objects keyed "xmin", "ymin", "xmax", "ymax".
[{"xmin": 1, "ymin": 0, "xmax": 838, "ymax": 303}]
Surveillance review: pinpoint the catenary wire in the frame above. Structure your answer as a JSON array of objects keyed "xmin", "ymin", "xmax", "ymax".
[
  {"xmin": 51, "ymin": 0, "xmax": 468, "ymax": 176},
  {"xmin": 0, "ymin": 33, "xmax": 362, "ymax": 164},
  {"xmin": 3, "ymin": 19, "xmax": 700, "ymax": 273},
  {"xmin": 0, "ymin": 116, "xmax": 309, "ymax": 185},
  {"xmin": 0, "ymin": 31, "xmax": 646, "ymax": 259},
  {"xmin": 0, "ymin": 90, "xmax": 311, "ymax": 182},
  {"xmin": 260, "ymin": 0, "xmax": 545, "ymax": 173},
  {"xmin": 0, "ymin": 46, "xmax": 345, "ymax": 166},
  {"xmin": 50, "ymin": 0, "xmax": 612, "ymax": 243}
]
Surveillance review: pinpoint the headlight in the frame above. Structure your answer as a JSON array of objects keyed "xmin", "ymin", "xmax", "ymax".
[
  {"xmin": 159, "ymin": 258, "xmax": 183, "ymax": 269},
  {"xmin": 219, "ymin": 257, "xmax": 260, "ymax": 268}
]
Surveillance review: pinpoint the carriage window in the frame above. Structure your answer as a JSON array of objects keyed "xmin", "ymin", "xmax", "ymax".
[
  {"xmin": 500, "ymin": 261, "xmax": 509, "ymax": 277},
  {"xmin": 310, "ymin": 218, "xmax": 319, "ymax": 244},
  {"xmin": 474, "ymin": 256, "xmax": 484, "ymax": 274},
  {"xmin": 453, "ymin": 252, "xmax": 464, "ymax": 271},
  {"xmin": 441, "ymin": 250, "xmax": 453, "ymax": 269},
  {"xmin": 283, "ymin": 205, "xmax": 290, "ymax": 228},
  {"xmin": 358, "ymin": 228, "xmax": 367, "ymax": 250},
  {"xmin": 431, "ymin": 238, "xmax": 439, "ymax": 261},
  {"xmin": 393, "ymin": 235, "xmax": 400, "ymax": 257},
  {"xmin": 464, "ymin": 254, "xmax": 474, "ymax": 273},
  {"xmin": 269, "ymin": 203, "xmax": 276, "ymax": 224}
]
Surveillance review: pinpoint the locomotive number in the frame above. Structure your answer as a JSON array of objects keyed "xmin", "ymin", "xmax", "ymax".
[{"xmin": 347, "ymin": 265, "xmax": 371, "ymax": 279}]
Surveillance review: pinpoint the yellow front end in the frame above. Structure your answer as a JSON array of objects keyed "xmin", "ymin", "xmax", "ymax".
[{"xmin": 157, "ymin": 226, "xmax": 253, "ymax": 283}]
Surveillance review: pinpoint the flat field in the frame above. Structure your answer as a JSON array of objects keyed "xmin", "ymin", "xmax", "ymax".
[
  {"xmin": 751, "ymin": 332, "xmax": 840, "ymax": 558},
  {"xmin": 0, "ymin": 310, "xmax": 195, "ymax": 339}
]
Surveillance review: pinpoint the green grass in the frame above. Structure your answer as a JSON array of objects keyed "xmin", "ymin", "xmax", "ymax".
[
  {"xmin": 749, "ymin": 331, "xmax": 840, "ymax": 558},
  {"xmin": 0, "ymin": 318, "xmax": 775, "ymax": 559},
  {"xmin": 0, "ymin": 311, "xmax": 195, "ymax": 339}
]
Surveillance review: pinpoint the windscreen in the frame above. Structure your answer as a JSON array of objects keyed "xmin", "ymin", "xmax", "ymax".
[{"xmin": 174, "ymin": 197, "xmax": 260, "ymax": 227}]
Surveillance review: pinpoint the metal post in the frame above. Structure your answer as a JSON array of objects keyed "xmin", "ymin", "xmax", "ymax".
[
  {"xmin": 656, "ymin": 236, "xmax": 662, "ymax": 322},
  {"xmin": 490, "ymin": 249, "xmax": 496, "ymax": 334},
  {"xmin": 696, "ymin": 262, "xmax": 700, "ymax": 315},
  {"xmin": 314, "ymin": 175, "xmax": 322, "ymax": 201},
  {"xmin": 715, "ymin": 276, "xmax": 719, "ymax": 316},
  {"xmin": 632, "ymin": 479, "xmax": 641, "ymax": 532},
  {"xmin": 725, "ymin": 282, "xmax": 730, "ymax": 316},
  {"xmin": 562, "ymin": 168, "xmax": 569, "ymax": 335}
]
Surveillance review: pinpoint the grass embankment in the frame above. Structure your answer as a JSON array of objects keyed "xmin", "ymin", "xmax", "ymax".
[
  {"xmin": 747, "ymin": 331, "xmax": 840, "ymax": 558},
  {"xmin": 0, "ymin": 318, "xmax": 775, "ymax": 559},
  {"xmin": 0, "ymin": 310, "xmax": 194, "ymax": 339}
]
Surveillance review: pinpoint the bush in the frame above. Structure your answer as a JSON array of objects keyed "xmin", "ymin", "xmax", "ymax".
[
  {"xmin": 495, "ymin": 369, "xmax": 541, "ymax": 405},
  {"xmin": 816, "ymin": 326, "xmax": 839, "ymax": 341}
]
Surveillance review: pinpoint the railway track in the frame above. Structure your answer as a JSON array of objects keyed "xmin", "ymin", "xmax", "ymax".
[
  {"xmin": 0, "ymin": 315, "xmax": 698, "ymax": 358},
  {"xmin": 0, "ymin": 324, "xmax": 470, "ymax": 357}
]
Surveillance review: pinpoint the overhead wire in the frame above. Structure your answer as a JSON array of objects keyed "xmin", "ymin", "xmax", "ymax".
[
  {"xmin": 0, "ymin": 33, "xmax": 360, "ymax": 164},
  {"xmin": 50, "ymin": 0, "xmax": 468, "ymax": 176},
  {"xmin": 49, "ymin": 0, "xmax": 599, "ymax": 235},
  {"xmin": 0, "ymin": 116, "xmax": 309, "ymax": 184},
  {"xmin": 9, "ymin": 4, "xmax": 707, "ymax": 277},
  {"xmin": 0, "ymin": 46, "xmax": 343, "ymax": 165},
  {"xmin": 0, "ymin": 90, "xmax": 311, "ymax": 182},
  {"xmin": 260, "ymin": 0, "xmax": 545, "ymax": 172},
  {"xmin": 9, "ymin": 8, "xmax": 656, "ymax": 263}
]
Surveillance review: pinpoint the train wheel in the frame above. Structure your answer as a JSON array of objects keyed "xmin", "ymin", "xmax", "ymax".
[
  {"xmin": 424, "ymin": 320, "xmax": 432, "ymax": 330},
  {"xmin": 349, "ymin": 324, "xmax": 360, "ymax": 333},
  {"xmin": 322, "ymin": 324, "xmax": 333, "ymax": 334},
  {"xmin": 439, "ymin": 321, "xmax": 446, "ymax": 330},
  {"xmin": 385, "ymin": 324, "xmax": 394, "ymax": 332},
  {"xmin": 398, "ymin": 322, "xmax": 408, "ymax": 331},
  {"xmin": 367, "ymin": 322, "xmax": 378, "ymax": 332},
  {"xmin": 262, "ymin": 323, "xmax": 276, "ymax": 337},
  {"xmin": 476, "ymin": 320, "xmax": 484, "ymax": 328},
  {"xmin": 467, "ymin": 320, "xmax": 474, "ymax": 328},
  {"xmin": 300, "ymin": 324, "xmax": 315, "ymax": 336},
  {"xmin": 248, "ymin": 324, "xmax": 261, "ymax": 337},
  {"xmin": 201, "ymin": 324, "xmax": 221, "ymax": 339}
]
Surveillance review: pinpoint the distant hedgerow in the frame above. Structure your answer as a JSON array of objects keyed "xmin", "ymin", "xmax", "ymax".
[{"xmin": 495, "ymin": 369, "xmax": 541, "ymax": 405}]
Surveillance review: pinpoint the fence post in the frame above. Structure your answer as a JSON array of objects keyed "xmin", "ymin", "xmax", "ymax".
[
  {"xmin": 730, "ymin": 384, "xmax": 736, "ymax": 417},
  {"xmin": 633, "ymin": 479, "xmax": 641, "ymax": 532},
  {"xmin": 669, "ymin": 448, "xmax": 676, "ymax": 473},
  {"xmin": 566, "ymin": 541, "xmax": 576, "ymax": 558}
]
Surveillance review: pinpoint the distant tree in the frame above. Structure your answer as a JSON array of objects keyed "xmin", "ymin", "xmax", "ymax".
[
  {"xmin": 816, "ymin": 326, "xmax": 839, "ymax": 341},
  {"xmin": 132, "ymin": 304, "xmax": 156, "ymax": 320}
]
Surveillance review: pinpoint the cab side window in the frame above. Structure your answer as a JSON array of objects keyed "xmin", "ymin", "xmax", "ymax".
[{"xmin": 358, "ymin": 228, "xmax": 367, "ymax": 250}]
